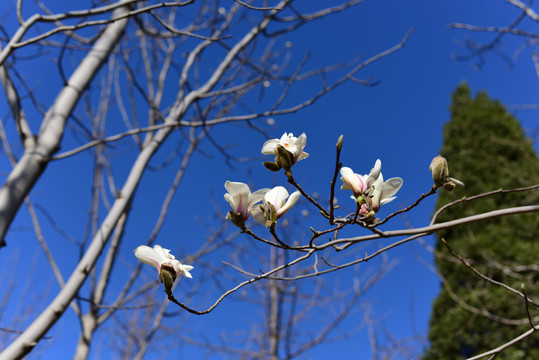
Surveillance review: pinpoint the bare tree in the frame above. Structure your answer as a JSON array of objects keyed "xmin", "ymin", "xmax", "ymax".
[{"xmin": 0, "ymin": 1, "xmax": 537, "ymax": 360}]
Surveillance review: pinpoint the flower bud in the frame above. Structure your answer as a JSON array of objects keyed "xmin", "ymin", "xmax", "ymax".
[
  {"xmin": 429, "ymin": 155, "xmax": 449, "ymax": 188},
  {"xmin": 336, "ymin": 134, "xmax": 343, "ymax": 151},
  {"xmin": 159, "ymin": 264, "xmax": 177, "ymax": 295}
]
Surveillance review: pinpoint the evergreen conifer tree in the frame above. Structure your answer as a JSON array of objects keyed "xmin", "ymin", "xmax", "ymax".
[{"xmin": 424, "ymin": 83, "xmax": 539, "ymax": 359}]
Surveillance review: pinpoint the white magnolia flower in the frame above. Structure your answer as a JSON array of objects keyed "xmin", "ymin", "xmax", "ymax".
[
  {"xmin": 134, "ymin": 244, "xmax": 193, "ymax": 279},
  {"xmin": 224, "ymin": 181, "xmax": 269, "ymax": 220},
  {"xmin": 369, "ymin": 173, "xmax": 403, "ymax": 212},
  {"xmin": 261, "ymin": 132, "xmax": 309, "ymax": 164},
  {"xmin": 340, "ymin": 159, "xmax": 382, "ymax": 199},
  {"xmin": 252, "ymin": 186, "xmax": 301, "ymax": 225}
]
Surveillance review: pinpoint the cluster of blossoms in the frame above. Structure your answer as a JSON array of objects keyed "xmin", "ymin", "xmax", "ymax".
[
  {"xmin": 224, "ymin": 181, "xmax": 301, "ymax": 229},
  {"xmin": 225, "ymin": 132, "xmax": 306, "ymax": 228},
  {"xmin": 134, "ymin": 132, "xmax": 435, "ymax": 295},
  {"xmin": 224, "ymin": 132, "xmax": 404, "ymax": 228},
  {"xmin": 132, "ymin": 131, "xmax": 466, "ymax": 300},
  {"xmin": 340, "ymin": 159, "xmax": 403, "ymax": 217}
]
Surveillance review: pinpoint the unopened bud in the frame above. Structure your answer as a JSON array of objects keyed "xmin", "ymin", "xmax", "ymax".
[
  {"xmin": 429, "ymin": 155, "xmax": 449, "ymax": 188},
  {"xmin": 336, "ymin": 134, "xmax": 343, "ymax": 151},
  {"xmin": 429, "ymin": 155, "xmax": 464, "ymax": 191},
  {"xmin": 159, "ymin": 264, "xmax": 177, "ymax": 295}
]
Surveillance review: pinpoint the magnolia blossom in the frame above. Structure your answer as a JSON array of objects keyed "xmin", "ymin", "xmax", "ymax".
[
  {"xmin": 252, "ymin": 186, "xmax": 301, "ymax": 226},
  {"xmin": 340, "ymin": 159, "xmax": 382, "ymax": 199},
  {"xmin": 340, "ymin": 159, "xmax": 403, "ymax": 215},
  {"xmin": 261, "ymin": 132, "xmax": 309, "ymax": 164},
  {"xmin": 368, "ymin": 174, "xmax": 403, "ymax": 213},
  {"xmin": 134, "ymin": 244, "xmax": 193, "ymax": 279},
  {"xmin": 224, "ymin": 181, "xmax": 269, "ymax": 220}
]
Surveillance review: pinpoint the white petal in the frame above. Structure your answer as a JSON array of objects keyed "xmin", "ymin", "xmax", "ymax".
[
  {"xmin": 225, "ymin": 181, "xmax": 250, "ymax": 197},
  {"xmin": 248, "ymin": 188, "xmax": 270, "ymax": 209},
  {"xmin": 380, "ymin": 196, "xmax": 396, "ymax": 205},
  {"xmin": 380, "ymin": 177, "xmax": 403, "ymax": 200},
  {"xmin": 297, "ymin": 151, "xmax": 309, "ymax": 161},
  {"xmin": 295, "ymin": 133, "xmax": 307, "ymax": 148},
  {"xmin": 134, "ymin": 245, "xmax": 163, "ymax": 270},
  {"xmin": 280, "ymin": 132, "xmax": 292, "ymax": 142},
  {"xmin": 224, "ymin": 193, "xmax": 234, "ymax": 206},
  {"xmin": 251, "ymin": 205, "xmax": 267, "ymax": 225},
  {"xmin": 153, "ymin": 244, "xmax": 174, "ymax": 260},
  {"xmin": 261, "ymin": 139, "xmax": 279, "ymax": 155},
  {"xmin": 370, "ymin": 176, "xmax": 384, "ymax": 211},
  {"xmin": 366, "ymin": 159, "xmax": 382, "ymax": 187},
  {"xmin": 179, "ymin": 264, "xmax": 194, "ymax": 278},
  {"xmin": 276, "ymin": 190, "xmax": 300, "ymax": 218},
  {"xmin": 182, "ymin": 264, "xmax": 194, "ymax": 272}
]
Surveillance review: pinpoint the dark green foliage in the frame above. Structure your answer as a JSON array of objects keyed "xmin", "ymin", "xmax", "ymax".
[{"xmin": 424, "ymin": 83, "xmax": 539, "ymax": 360}]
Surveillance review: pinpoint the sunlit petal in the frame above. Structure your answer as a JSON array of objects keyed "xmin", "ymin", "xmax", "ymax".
[
  {"xmin": 133, "ymin": 245, "xmax": 164, "ymax": 271},
  {"xmin": 276, "ymin": 190, "xmax": 301, "ymax": 218}
]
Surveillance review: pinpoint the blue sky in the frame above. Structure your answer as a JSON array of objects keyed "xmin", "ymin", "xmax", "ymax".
[{"xmin": 1, "ymin": 0, "xmax": 538, "ymax": 359}]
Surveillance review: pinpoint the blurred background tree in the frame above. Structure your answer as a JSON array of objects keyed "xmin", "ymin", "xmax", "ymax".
[{"xmin": 424, "ymin": 83, "xmax": 539, "ymax": 359}]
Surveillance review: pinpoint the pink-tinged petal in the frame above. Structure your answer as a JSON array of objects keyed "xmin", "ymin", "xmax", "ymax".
[
  {"xmin": 340, "ymin": 167, "xmax": 354, "ymax": 191},
  {"xmin": 340, "ymin": 167, "xmax": 365, "ymax": 197},
  {"xmin": 134, "ymin": 245, "xmax": 164, "ymax": 271},
  {"xmin": 360, "ymin": 204, "xmax": 370, "ymax": 215},
  {"xmin": 264, "ymin": 186, "xmax": 289, "ymax": 212},
  {"xmin": 276, "ymin": 190, "xmax": 300, "ymax": 218},
  {"xmin": 224, "ymin": 181, "xmax": 250, "ymax": 215},
  {"xmin": 261, "ymin": 139, "xmax": 279, "ymax": 155}
]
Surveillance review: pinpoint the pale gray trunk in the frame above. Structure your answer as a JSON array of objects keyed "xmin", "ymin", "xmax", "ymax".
[
  {"xmin": 73, "ymin": 315, "xmax": 97, "ymax": 360},
  {"xmin": 0, "ymin": 2, "xmax": 130, "ymax": 248}
]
